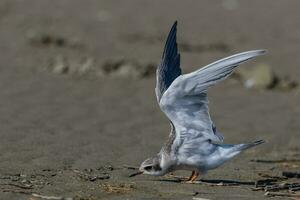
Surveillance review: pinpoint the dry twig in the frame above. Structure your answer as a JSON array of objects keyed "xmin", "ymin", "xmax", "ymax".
[
  {"xmin": 283, "ymin": 171, "xmax": 300, "ymax": 178},
  {"xmin": 265, "ymin": 191, "xmax": 300, "ymax": 198}
]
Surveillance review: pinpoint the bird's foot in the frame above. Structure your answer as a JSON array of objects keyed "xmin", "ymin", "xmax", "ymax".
[{"xmin": 184, "ymin": 180, "xmax": 196, "ymax": 184}]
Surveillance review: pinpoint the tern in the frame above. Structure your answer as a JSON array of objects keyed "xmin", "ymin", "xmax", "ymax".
[{"xmin": 131, "ymin": 21, "xmax": 265, "ymax": 183}]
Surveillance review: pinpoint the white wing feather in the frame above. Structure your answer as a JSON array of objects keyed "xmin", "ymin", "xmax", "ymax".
[{"xmin": 159, "ymin": 50, "xmax": 266, "ymax": 152}]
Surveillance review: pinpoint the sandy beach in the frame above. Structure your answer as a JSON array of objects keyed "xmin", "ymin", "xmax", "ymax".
[{"xmin": 0, "ymin": 0, "xmax": 299, "ymax": 199}]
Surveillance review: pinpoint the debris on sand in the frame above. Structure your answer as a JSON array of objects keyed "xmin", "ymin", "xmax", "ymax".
[
  {"xmin": 100, "ymin": 58, "xmax": 156, "ymax": 78},
  {"xmin": 264, "ymin": 191, "xmax": 300, "ymax": 198},
  {"xmin": 251, "ymin": 158, "xmax": 300, "ymax": 169},
  {"xmin": 47, "ymin": 56, "xmax": 95, "ymax": 75},
  {"xmin": 264, "ymin": 183, "xmax": 300, "ymax": 192},
  {"xmin": 46, "ymin": 56, "xmax": 156, "ymax": 78},
  {"xmin": 72, "ymin": 169, "xmax": 110, "ymax": 182},
  {"xmin": 100, "ymin": 182, "xmax": 135, "ymax": 194},
  {"xmin": 0, "ymin": 182, "xmax": 33, "ymax": 190},
  {"xmin": 233, "ymin": 64, "xmax": 298, "ymax": 90},
  {"xmin": 254, "ymin": 179, "xmax": 279, "ymax": 189},
  {"xmin": 1, "ymin": 166, "xmax": 299, "ymax": 199},
  {"xmin": 45, "ymin": 56, "xmax": 299, "ymax": 91},
  {"xmin": 31, "ymin": 193, "xmax": 73, "ymax": 200},
  {"xmin": 276, "ymin": 76, "xmax": 299, "ymax": 91},
  {"xmin": 165, "ymin": 173, "xmax": 300, "ymax": 198},
  {"xmin": 282, "ymin": 171, "xmax": 300, "ymax": 179},
  {"xmin": 97, "ymin": 165, "xmax": 115, "ymax": 171},
  {"xmin": 250, "ymin": 171, "xmax": 300, "ymax": 198},
  {"xmin": 192, "ymin": 197, "xmax": 211, "ymax": 200},
  {"xmin": 198, "ymin": 179, "xmax": 255, "ymax": 186},
  {"xmin": 100, "ymin": 58, "xmax": 141, "ymax": 78},
  {"xmin": 257, "ymin": 173, "xmax": 287, "ymax": 181},
  {"xmin": 27, "ymin": 31, "xmax": 82, "ymax": 49}
]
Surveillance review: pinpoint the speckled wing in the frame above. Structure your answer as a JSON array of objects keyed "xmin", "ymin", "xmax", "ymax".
[
  {"xmin": 159, "ymin": 50, "xmax": 266, "ymax": 151},
  {"xmin": 155, "ymin": 21, "xmax": 182, "ymax": 102}
]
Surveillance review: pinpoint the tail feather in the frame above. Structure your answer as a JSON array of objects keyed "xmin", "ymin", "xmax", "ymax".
[{"xmin": 214, "ymin": 140, "xmax": 265, "ymax": 168}]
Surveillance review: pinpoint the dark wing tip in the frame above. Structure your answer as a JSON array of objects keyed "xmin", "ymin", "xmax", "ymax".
[
  {"xmin": 156, "ymin": 21, "xmax": 182, "ymax": 102},
  {"xmin": 162, "ymin": 21, "xmax": 177, "ymax": 59},
  {"xmin": 171, "ymin": 21, "xmax": 178, "ymax": 36},
  {"xmin": 258, "ymin": 49, "xmax": 267, "ymax": 54}
]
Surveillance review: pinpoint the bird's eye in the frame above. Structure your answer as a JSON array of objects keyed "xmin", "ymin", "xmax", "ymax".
[{"xmin": 144, "ymin": 166, "xmax": 153, "ymax": 171}]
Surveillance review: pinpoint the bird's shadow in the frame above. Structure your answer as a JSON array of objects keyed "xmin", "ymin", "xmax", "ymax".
[{"xmin": 158, "ymin": 177, "xmax": 255, "ymax": 186}]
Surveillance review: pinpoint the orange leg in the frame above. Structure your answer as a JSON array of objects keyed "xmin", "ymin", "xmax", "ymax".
[
  {"xmin": 190, "ymin": 172, "xmax": 199, "ymax": 182},
  {"xmin": 185, "ymin": 171, "xmax": 199, "ymax": 183},
  {"xmin": 186, "ymin": 171, "xmax": 195, "ymax": 181}
]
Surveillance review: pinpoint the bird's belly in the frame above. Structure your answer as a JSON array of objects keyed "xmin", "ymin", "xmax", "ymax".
[
  {"xmin": 204, "ymin": 158, "xmax": 225, "ymax": 170},
  {"xmin": 175, "ymin": 157, "xmax": 208, "ymax": 172},
  {"xmin": 203, "ymin": 151, "xmax": 228, "ymax": 170},
  {"xmin": 175, "ymin": 158, "xmax": 225, "ymax": 172},
  {"xmin": 176, "ymin": 149, "xmax": 226, "ymax": 172}
]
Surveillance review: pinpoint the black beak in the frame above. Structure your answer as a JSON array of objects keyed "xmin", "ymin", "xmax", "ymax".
[{"xmin": 129, "ymin": 170, "xmax": 143, "ymax": 177}]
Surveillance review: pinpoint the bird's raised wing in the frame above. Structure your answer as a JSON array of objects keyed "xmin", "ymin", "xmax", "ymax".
[
  {"xmin": 155, "ymin": 21, "xmax": 182, "ymax": 102},
  {"xmin": 159, "ymin": 50, "xmax": 266, "ymax": 147},
  {"xmin": 155, "ymin": 22, "xmax": 182, "ymax": 156}
]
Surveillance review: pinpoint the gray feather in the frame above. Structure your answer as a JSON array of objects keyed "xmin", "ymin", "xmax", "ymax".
[
  {"xmin": 184, "ymin": 50, "xmax": 266, "ymax": 95},
  {"xmin": 161, "ymin": 122, "xmax": 176, "ymax": 155},
  {"xmin": 159, "ymin": 50, "xmax": 266, "ymax": 149}
]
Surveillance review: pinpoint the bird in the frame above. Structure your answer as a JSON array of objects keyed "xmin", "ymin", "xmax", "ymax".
[{"xmin": 130, "ymin": 21, "xmax": 266, "ymax": 183}]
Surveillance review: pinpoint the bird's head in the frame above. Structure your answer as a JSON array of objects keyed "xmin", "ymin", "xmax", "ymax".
[
  {"xmin": 130, "ymin": 154, "xmax": 168, "ymax": 177},
  {"xmin": 139, "ymin": 156, "xmax": 164, "ymax": 176}
]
